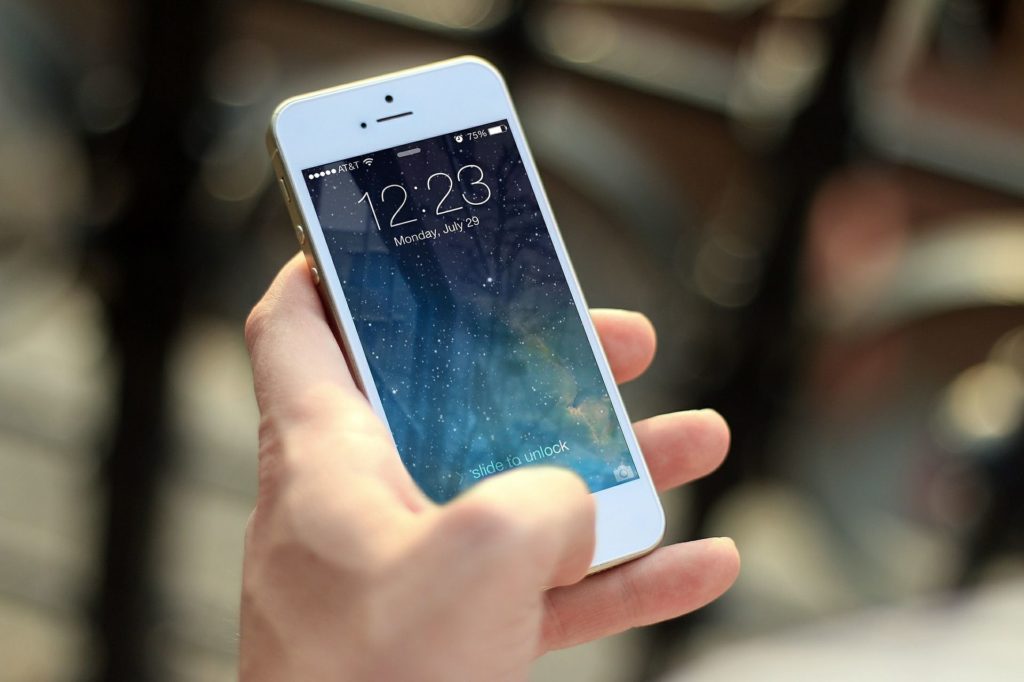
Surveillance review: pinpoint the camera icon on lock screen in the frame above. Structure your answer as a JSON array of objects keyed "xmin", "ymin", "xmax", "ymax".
[{"xmin": 613, "ymin": 463, "xmax": 635, "ymax": 482}]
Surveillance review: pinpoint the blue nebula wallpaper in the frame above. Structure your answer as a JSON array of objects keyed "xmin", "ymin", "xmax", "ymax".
[{"xmin": 303, "ymin": 120, "xmax": 638, "ymax": 502}]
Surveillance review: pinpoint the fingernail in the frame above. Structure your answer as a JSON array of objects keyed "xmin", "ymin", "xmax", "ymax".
[
  {"xmin": 697, "ymin": 408, "xmax": 721, "ymax": 417},
  {"xmin": 710, "ymin": 536, "xmax": 736, "ymax": 550}
]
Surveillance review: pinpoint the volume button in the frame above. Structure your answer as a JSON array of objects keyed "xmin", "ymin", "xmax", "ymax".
[
  {"xmin": 277, "ymin": 177, "xmax": 293, "ymax": 204},
  {"xmin": 294, "ymin": 223, "xmax": 306, "ymax": 245}
]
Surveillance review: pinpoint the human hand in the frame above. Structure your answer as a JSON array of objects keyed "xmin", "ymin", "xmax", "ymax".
[{"xmin": 240, "ymin": 255, "xmax": 740, "ymax": 681}]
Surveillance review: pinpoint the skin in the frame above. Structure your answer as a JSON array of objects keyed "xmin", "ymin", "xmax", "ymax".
[{"xmin": 240, "ymin": 254, "xmax": 740, "ymax": 681}]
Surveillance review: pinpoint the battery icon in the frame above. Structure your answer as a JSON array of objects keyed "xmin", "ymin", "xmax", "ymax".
[{"xmin": 487, "ymin": 125, "xmax": 506, "ymax": 136}]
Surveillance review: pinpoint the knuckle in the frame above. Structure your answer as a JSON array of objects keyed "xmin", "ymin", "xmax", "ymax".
[
  {"xmin": 243, "ymin": 303, "xmax": 271, "ymax": 352},
  {"xmin": 272, "ymin": 484, "xmax": 387, "ymax": 577},
  {"xmin": 274, "ymin": 481, "xmax": 317, "ymax": 531},
  {"xmin": 287, "ymin": 384, "xmax": 343, "ymax": 428},
  {"xmin": 255, "ymin": 413, "xmax": 290, "ymax": 504},
  {"xmin": 442, "ymin": 497, "xmax": 524, "ymax": 551}
]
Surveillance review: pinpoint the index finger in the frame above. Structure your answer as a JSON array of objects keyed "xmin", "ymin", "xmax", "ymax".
[
  {"xmin": 244, "ymin": 254, "xmax": 363, "ymax": 422},
  {"xmin": 245, "ymin": 254, "xmax": 428, "ymax": 510}
]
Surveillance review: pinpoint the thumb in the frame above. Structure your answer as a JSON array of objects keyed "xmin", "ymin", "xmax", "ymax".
[{"xmin": 442, "ymin": 467, "xmax": 596, "ymax": 588}]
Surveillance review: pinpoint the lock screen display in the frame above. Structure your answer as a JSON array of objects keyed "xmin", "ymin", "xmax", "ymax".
[{"xmin": 303, "ymin": 119, "xmax": 638, "ymax": 502}]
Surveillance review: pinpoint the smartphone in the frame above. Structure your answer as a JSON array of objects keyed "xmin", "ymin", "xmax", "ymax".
[{"xmin": 266, "ymin": 56, "xmax": 664, "ymax": 572}]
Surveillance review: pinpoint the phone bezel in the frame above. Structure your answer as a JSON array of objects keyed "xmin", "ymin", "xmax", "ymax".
[{"xmin": 269, "ymin": 56, "xmax": 665, "ymax": 571}]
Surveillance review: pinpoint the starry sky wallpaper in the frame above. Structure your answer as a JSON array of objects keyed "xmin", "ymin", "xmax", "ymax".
[{"xmin": 303, "ymin": 120, "xmax": 638, "ymax": 503}]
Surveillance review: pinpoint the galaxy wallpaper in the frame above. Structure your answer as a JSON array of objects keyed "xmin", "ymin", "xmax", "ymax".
[{"xmin": 303, "ymin": 120, "xmax": 638, "ymax": 503}]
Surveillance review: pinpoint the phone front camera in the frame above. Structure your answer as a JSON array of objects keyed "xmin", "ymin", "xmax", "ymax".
[
  {"xmin": 385, "ymin": 94, "xmax": 394, "ymax": 103},
  {"xmin": 360, "ymin": 122, "xmax": 367, "ymax": 129}
]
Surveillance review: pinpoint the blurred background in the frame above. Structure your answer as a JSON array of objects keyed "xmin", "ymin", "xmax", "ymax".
[{"xmin": 1, "ymin": 0, "xmax": 1023, "ymax": 680}]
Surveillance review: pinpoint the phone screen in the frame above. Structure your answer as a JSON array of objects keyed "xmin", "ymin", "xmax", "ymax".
[{"xmin": 302, "ymin": 120, "xmax": 639, "ymax": 502}]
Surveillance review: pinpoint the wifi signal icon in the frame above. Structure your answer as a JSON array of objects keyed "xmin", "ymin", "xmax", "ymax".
[{"xmin": 363, "ymin": 157, "xmax": 374, "ymax": 167}]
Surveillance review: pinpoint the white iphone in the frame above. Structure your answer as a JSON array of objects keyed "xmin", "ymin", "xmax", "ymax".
[{"xmin": 267, "ymin": 56, "xmax": 664, "ymax": 572}]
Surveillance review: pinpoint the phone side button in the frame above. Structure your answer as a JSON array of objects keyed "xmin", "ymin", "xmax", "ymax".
[
  {"xmin": 277, "ymin": 177, "xmax": 293, "ymax": 204},
  {"xmin": 310, "ymin": 266, "xmax": 321, "ymax": 285},
  {"xmin": 294, "ymin": 223, "xmax": 306, "ymax": 245}
]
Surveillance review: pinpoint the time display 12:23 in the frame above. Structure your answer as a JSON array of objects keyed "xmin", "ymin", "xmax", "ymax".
[{"xmin": 356, "ymin": 164, "xmax": 493, "ymax": 231}]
